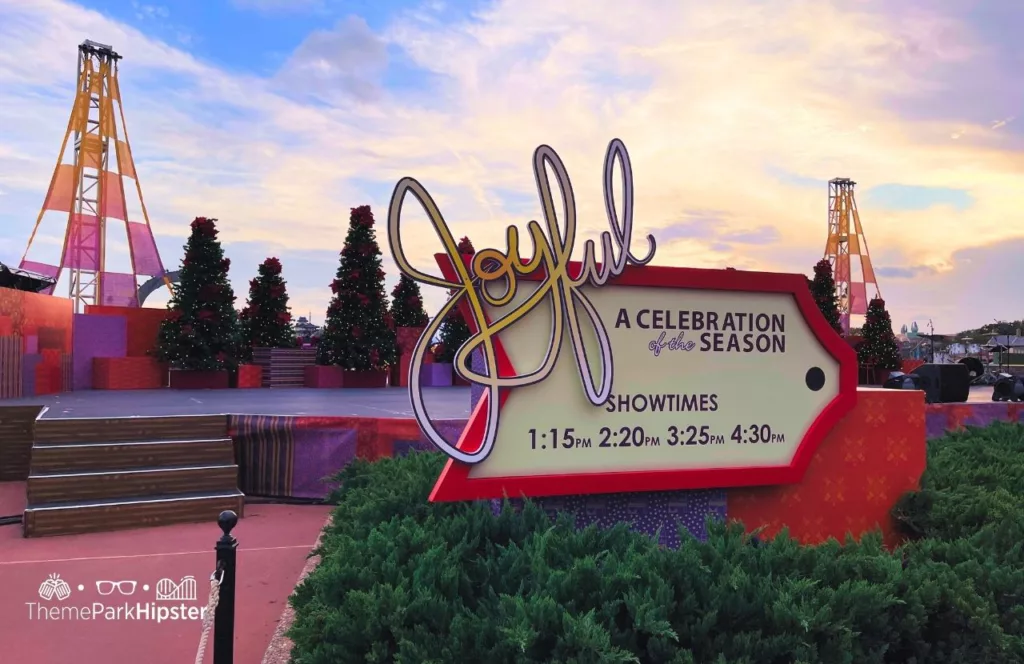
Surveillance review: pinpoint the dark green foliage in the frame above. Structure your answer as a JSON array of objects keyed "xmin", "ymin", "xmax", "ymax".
[
  {"xmin": 238, "ymin": 257, "xmax": 294, "ymax": 362},
  {"xmin": 809, "ymin": 259, "xmax": 843, "ymax": 335},
  {"xmin": 389, "ymin": 274, "xmax": 428, "ymax": 328},
  {"xmin": 436, "ymin": 236, "xmax": 475, "ymax": 365},
  {"xmin": 288, "ymin": 424, "xmax": 1024, "ymax": 663},
  {"xmin": 317, "ymin": 206, "xmax": 398, "ymax": 370},
  {"xmin": 857, "ymin": 297, "xmax": 902, "ymax": 370},
  {"xmin": 155, "ymin": 217, "xmax": 239, "ymax": 370}
]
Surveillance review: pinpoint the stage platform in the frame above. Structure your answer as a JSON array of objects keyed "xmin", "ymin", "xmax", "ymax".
[
  {"xmin": 2, "ymin": 386, "xmax": 473, "ymax": 419},
  {"xmin": 1, "ymin": 385, "xmax": 996, "ymax": 419},
  {"xmin": 2, "ymin": 385, "xmax": 1020, "ymax": 503}
]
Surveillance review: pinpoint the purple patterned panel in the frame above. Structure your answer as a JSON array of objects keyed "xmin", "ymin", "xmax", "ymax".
[
  {"xmin": 127, "ymin": 221, "xmax": 164, "ymax": 277},
  {"xmin": 72, "ymin": 313, "xmax": 127, "ymax": 390},
  {"xmin": 291, "ymin": 428, "xmax": 357, "ymax": 499},
  {"xmin": 99, "ymin": 272, "xmax": 138, "ymax": 307},
  {"xmin": 924, "ymin": 410, "xmax": 949, "ymax": 440},
  {"xmin": 393, "ymin": 439, "xmax": 439, "ymax": 457},
  {"xmin": 22, "ymin": 354, "xmax": 41, "ymax": 397},
  {"xmin": 494, "ymin": 489, "xmax": 728, "ymax": 548},
  {"xmin": 470, "ymin": 347, "xmax": 485, "ymax": 407},
  {"xmin": 18, "ymin": 261, "xmax": 59, "ymax": 295},
  {"xmin": 925, "ymin": 403, "xmax": 1024, "ymax": 439}
]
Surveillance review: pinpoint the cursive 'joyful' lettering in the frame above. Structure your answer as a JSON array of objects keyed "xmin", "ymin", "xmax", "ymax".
[{"xmin": 387, "ymin": 139, "xmax": 657, "ymax": 465}]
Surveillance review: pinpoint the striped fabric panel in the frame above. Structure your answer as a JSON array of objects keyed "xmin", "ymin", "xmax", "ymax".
[
  {"xmin": 0, "ymin": 336, "xmax": 22, "ymax": 399},
  {"xmin": 229, "ymin": 414, "xmax": 295, "ymax": 497}
]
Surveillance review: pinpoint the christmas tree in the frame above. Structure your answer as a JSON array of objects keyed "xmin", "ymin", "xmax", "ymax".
[
  {"xmin": 858, "ymin": 297, "xmax": 902, "ymax": 370},
  {"xmin": 239, "ymin": 257, "xmax": 294, "ymax": 361},
  {"xmin": 390, "ymin": 274, "xmax": 429, "ymax": 328},
  {"xmin": 155, "ymin": 217, "xmax": 239, "ymax": 370},
  {"xmin": 317, "ymin": 205, "xmax": 397, "ymax": 370},
  {"xmin": 809, "ymin": 259, "xmax": 843, "ymax": 335},
  {"xmin": 435, "ymin": 236, "xmax": 475, "ymax": 365}
]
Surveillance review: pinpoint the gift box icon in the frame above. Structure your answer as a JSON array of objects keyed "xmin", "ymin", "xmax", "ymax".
[{"xmin": 38, "ymin": 573, "xmax": 72, "ymax": 601}]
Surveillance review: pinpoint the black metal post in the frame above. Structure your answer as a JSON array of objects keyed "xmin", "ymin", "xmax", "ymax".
[{"xmin": 213, "ymin": 510, "xmax": 238, "ymax": 664}]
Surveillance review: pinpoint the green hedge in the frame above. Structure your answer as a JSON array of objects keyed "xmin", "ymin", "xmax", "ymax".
[{"xmin": 288, "ymin": 424, "xmax": 1024, "ymax": 663}]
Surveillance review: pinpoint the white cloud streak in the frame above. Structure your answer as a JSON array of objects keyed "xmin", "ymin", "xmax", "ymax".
[{"xmin": 0, "ymin": 0, "xmax": 1022, "ymax": 330}]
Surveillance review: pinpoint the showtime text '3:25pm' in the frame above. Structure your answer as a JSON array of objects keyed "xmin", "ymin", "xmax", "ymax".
[{"xmin": 528, "ymin": 425, "xmax": 786, "ymax": 450}]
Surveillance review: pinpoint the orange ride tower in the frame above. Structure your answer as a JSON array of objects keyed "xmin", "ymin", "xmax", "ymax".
[
  {"xmin": 19, "ymin": 40, "xmax": 170, "ymax": 313},
  {"xmin": 825, "ymin": 178, "xmax": 880, "ymax": 334}
]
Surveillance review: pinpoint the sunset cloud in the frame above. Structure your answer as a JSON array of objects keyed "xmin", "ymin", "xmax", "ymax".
[{"xmin": 0, "ymin": 0, "xmax": 1021, "ymax": 332}]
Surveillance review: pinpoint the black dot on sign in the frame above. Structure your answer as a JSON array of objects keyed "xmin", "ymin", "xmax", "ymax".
[{"xmin": 805, "ymin": 367, "xmax": 826, "ymax": 391}]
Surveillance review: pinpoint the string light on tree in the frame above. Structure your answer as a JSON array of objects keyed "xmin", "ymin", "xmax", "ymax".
[
  {"xmin": 239, "ymin": 257, "xmax": 295, "ymax": 361},
  {"xmin": 155, "ymin": 217, "xmax": 239, "ymax": 370},
  {"xmin": 390, "ymin": 274, "xmax": 429, "ymax": 328},
  {"xmin": 858, "ymin": 297, "xmax": 902, "ymax": 371},
  {"xmin": 809, "ymin": 258, "xmax": 843, "ymax": 336},
  {"xmin": 316, "ymin": 205, "xmax": 398, "ymax": 371}
]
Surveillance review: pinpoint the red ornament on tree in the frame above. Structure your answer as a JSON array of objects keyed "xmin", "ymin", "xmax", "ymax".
[
  {"xmin": 317, "ymin": 205, "xmax": 397, "ymax": 370},
  {"xmin": 239, "ymin": 256, "xmax": 296, "ymax": 361}
]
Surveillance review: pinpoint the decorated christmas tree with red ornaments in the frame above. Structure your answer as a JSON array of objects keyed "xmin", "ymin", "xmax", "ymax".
[
  {"xmin": 390, "ymin": 274, "xmax": 429, "ymax": 329},
  {"xmin": 239, "ymin": 257, "xmax": 295, "ymax": 361},
  {"xmin": 808, "ymin": 258, "xmax": 843, "ymax": 335},
  {"xmin": 858, "ymin": 297, "xmax": 902, "ymax": 371},
  {"xmin": 155, "ymin": 217, "xmax": 239, "ymax": 370},
  {"xmin": 317, "ymin": 205, "xmax": 398, "ymax": 370},
  {"xmin": 435, "ymin": 236, "xmax": 475, "ymax": 365}
]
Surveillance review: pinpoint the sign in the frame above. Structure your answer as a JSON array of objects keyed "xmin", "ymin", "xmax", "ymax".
[{"xmin": 387, "ymin": 139, "xmax": 857, "ymax": 501}]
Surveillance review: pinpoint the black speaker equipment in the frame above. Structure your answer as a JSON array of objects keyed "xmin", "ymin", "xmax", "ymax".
[
  {"xmin": 910, "ymin": 363, "xmax": 970, "ymax": 404},
  {"xmin": 992, "ymin": 374, "xmax": 1024, "ymax": 402},
  {"xmin": 959, "ymin": 357, "xmax": 985, "ymax": 382},
  {"xmin": 882, "ymin": 372, "xmax": 922, "ymax": 391}
]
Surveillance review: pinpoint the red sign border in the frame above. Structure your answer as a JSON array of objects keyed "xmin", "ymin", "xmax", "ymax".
[{"xmin": 429, "ymin": 256, "xmax": 858, "ymax": 502}]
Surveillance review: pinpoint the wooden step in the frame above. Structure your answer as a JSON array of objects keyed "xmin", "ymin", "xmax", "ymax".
[
  {"xmin": 0, "ymin": 405, "xmax": 43, "ymax": 481},
  {"xmin": 23, "ymin": 491, "xmax": 245, "ymax": 537},
  {"xmin": 34, "ymin": 415, "xmax": 229, "ymax": 444},
  {"xmin": 27, "ymin": 465, "xmax": 239, "ymax": 504},
  {"xmin": 30, "ymin": 439, "xmax": 236, "ymax": 473}
]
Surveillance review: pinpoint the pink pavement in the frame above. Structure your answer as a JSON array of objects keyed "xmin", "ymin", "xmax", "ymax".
[{"xmin": 0, "ymin": 502, "xmax": 331, "ymax": 664}]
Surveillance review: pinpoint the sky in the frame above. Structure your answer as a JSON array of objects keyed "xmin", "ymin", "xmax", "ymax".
[{"xmin": 0, "ymin": 0, "xmax": 1022, "ymax": 334}]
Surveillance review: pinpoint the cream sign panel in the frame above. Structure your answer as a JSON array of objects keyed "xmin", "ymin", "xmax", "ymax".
[
  {"xmin": 386, "ymin": 136, "xmax": 858, "ymax": 500},
  {"xmin": 468, "ymin": 283, "xmax": 841, "ymax": 479}
]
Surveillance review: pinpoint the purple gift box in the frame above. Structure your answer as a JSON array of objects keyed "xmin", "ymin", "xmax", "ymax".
[
  {"xmin": 23, "ymin": 335, "xmax": 38, "ymax": 355},
  {"xmin": 22, "ymin": 354, "xmax": 42, "ymax": 397},
  {"xmin": 72, "ymin": 314, "xmax": 128, "ymax": 390},
  {"xmin": 421, "ymin": 363, "xmax": 453, "ymax": 387}
]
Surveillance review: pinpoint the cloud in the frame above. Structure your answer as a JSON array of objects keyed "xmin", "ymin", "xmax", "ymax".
[
  {"xmin": 860, "ymin": 184, "xmax": 974, "ymax": 212},
  {"xmin": 874, "ymin": 265, "xmax": 938, "ymax": 279},
  {"xmin": 0, "ymin": 0, "xmax": 1023, "ymax": 333},
  {"xmin": 275, "ymin": 15, "xmax": 389, "ymax": 102},
  {"xmin": 229, "ymin": 0, "xmax": 324, "ymax": 12}
]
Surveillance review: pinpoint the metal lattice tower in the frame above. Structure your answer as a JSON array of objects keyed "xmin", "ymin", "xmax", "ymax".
[
  {"xmin": 825, "ymin": 178, "xmax": 880, "ymax": 334},
  {"xmin": 19, "ymin": 40, "xmax": 170, "ymax": 313}
]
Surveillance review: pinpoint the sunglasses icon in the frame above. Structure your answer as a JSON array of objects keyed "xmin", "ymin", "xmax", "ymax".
[{"xmin": 95, "ymin": 580, "xmax": 137, "ymax": 596}]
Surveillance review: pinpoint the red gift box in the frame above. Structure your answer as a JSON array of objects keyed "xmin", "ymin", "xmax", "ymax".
[
  {"xmin": 304, "ymin": 365, "xmax": 344, "ymax": 388},
  {"xmin": 35, "ymin": 364, "xmax": 62, "ymax": 396},
  {"xmin": 0, "ymin": 316, "xmax": 12, "ymax": 337},
  {"xmin": 41, "ymin": 348, "xmax": 62, "ymax": 366},
  {"xmin": 237, "ymin": 364, "xmax": 263, "ymax": 389},
  {"xmin": 93, "ymin": 357, "xmax": 163, "ymax": 390}
]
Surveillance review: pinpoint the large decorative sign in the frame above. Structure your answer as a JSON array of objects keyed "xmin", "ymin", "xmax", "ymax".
[{"xmin": 388, "ymin": 139, "xmax": 857, "ymax": 501}]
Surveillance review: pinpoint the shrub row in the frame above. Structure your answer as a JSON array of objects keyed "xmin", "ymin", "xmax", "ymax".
[{"xmin": 289, "ymin": 423, "xmax": 1024, "ymax": 663}]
